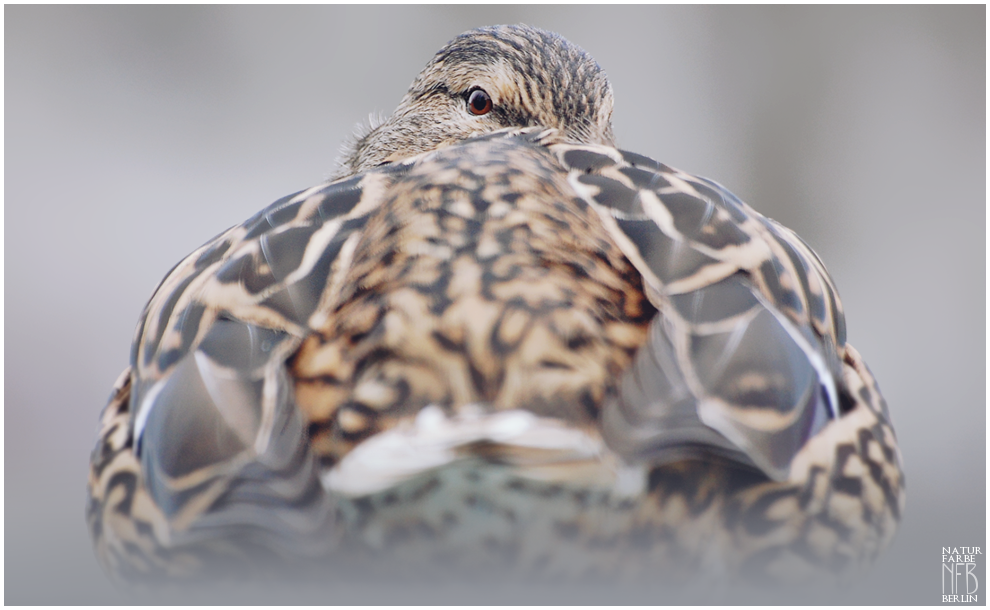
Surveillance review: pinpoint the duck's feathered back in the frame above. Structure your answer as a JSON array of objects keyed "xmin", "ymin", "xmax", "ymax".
[{"xmin": 87, "ymin": 25, "xmax": 903, "ymax": 587}]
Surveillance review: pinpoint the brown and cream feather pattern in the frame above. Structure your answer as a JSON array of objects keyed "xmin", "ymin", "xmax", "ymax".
[{"xmin": 87, "ymin": 25, "xmax": 903, "ymax": 585}]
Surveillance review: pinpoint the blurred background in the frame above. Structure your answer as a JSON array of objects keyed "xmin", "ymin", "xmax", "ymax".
[{"xmin": 6, "ymin": 5, "xmax": 984, "ymax": 604}]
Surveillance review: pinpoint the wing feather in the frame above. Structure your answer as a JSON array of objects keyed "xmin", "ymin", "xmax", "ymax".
[
  {"xmin": 557, "ymin": 143, "xmax": 846, "ymax": 480},
  {"xmin": 122, "ymin": 165, "xmax": 412, "ymax": 551}
]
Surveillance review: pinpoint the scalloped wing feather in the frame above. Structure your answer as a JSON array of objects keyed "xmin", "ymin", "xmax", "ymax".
[{"xmin": 554, "ymin": 143, "xmax": 850, "ymax": 480}]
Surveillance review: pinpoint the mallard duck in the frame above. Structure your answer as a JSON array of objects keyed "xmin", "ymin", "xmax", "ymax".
[{"xmin": 87, "ymin": 24, "xmax": 903, "ymax": 585}]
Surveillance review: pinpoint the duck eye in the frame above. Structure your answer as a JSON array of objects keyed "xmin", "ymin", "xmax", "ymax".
[{"xmin": 467, "ymin": 89, "xmax": 493, "ymax": 116}]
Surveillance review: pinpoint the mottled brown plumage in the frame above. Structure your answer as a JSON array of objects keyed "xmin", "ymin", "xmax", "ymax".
[
  {"xmin": 86, "ymin": 25, "xmax": 903, "ymax": 587},
  {"xmin": 300, "ymin": 134, "xmax": 655, "ymax": 466}
]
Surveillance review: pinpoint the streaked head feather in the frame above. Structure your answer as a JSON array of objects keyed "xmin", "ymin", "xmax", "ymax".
[{"xmin": 334, "ymin": 25, "xmax": 614, "ymax": 179}]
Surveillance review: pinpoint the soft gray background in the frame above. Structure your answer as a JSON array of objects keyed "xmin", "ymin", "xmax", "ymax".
[{"xmin": 6, "ymin": 5, "xmax": 985, "ymax": 605}]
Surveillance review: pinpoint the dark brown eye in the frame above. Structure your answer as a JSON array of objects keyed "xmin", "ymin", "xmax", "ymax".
[{"xmin": 467, "ymin": 89, "xmax": 493, "ymax": 116}]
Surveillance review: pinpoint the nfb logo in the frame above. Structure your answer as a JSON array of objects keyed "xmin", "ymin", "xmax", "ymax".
[{"xmin": 943, "ymin": 547, "xmax": 980, "ymax": 603}]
